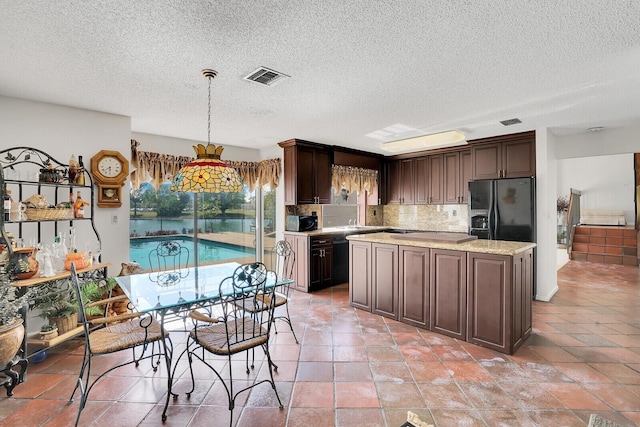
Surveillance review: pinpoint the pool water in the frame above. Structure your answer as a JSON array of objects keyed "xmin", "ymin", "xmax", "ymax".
[{"xmin": 130, "ymin": 237, "xmax": 254, "ymax": 270}]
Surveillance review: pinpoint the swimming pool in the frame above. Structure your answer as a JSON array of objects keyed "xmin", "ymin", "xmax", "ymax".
[{"xmin": 130, "ymin": 236, "xmax": 254, "ymax": 270}]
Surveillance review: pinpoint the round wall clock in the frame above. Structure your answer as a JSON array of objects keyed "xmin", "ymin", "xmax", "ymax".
[{"xmin": 90, "ymin": 150, "xmax": 129, "ymax": 208}]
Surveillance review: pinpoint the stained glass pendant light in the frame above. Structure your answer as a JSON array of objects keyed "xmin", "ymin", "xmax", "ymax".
[{"xmin": 172, "ymin": 69, "xmax": 243, "ymax": 193}]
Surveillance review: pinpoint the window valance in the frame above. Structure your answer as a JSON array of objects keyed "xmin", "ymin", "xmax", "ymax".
[
  {"xmin": 130, "ymin": 140, "xmax": 281, "ymax": 192},
  {"xmin": 331, "ymin": 164, "xmax": 378, "ymax": 194}
]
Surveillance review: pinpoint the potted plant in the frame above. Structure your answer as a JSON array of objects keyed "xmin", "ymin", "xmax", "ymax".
[
  {"xmin": 39, "ymin": 323, "xmax": 58, "ymax": 340},
  {"xmin": 31, "ymin": 278, "xmax": 119, "ymax": 333},
  {"xmin": 0, "ymin": 279, "xmax": 32, "ymax": 367},
  {"xmin": 32, "ymin": 285, "xmax": 79, "ymax": 335},
  {"xmin": 81, "ymin": 278, "xmax": 117, "ymax": 319}
]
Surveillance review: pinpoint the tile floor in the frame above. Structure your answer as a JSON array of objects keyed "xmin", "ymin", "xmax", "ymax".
[{"xmin": 1, "ymin": 260, "xmax": 639, "ymax": 426}]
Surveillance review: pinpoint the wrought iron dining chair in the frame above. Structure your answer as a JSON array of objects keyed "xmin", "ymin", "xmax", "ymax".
[
  {"xmin": 183, "ymin": 263, "xmax": 283, "ymax": 426},
  {"xmin": 148, "ymin": 240, "xmax": 190, "ymax": 282},
  {"xmin": 229, "ymin": 262, "xmax": 280, "ymax": 372},
  {"xmin": 68, "ymin": 264, "xmax": 171, "ymax": 427},
  {"xmin": 148, "ymin": 240, "xmax": 191, "ymax": 329},
  {"xmin": 268, "ymin": 239, "xmax": 299, "ymax": 343}
]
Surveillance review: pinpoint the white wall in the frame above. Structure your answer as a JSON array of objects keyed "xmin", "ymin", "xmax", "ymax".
[
  {"xmin": 534, "ymin": 129, "xmax": 558, "ymax": 301},
  {"xmin": 0, "ymin": 96, "xmax": 131, "ymax": 276},
  {"xmin": 557, "ymin": 154, "xmax": 635, "ymax": 224},
  {"xmin": 536, "ymin": 125, "xmax": 639, "ymax": 302},
  {"xmin": 555, "ymin": 125, "xmax": 640, "ymax": 159}
]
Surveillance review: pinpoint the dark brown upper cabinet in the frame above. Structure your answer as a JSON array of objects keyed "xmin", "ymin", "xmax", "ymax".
[
  {"xmin": 459, "ymin": 150, "xmax": 472, "ymax": 203},
  {"xmin": 386, "ymin": 158, "xmax": 415, "ymax": 204},
  {"xmin": 471, "ymin": 132, "xmax": 535, "ymax": 180},
  {"xmin": 427, "ymin": 154, "xmax": 444, "ymax": 204},
  {"xmin": 279, "ymin": 139, "xmax": 332, "ymax": 205},
  {"xmin": 387, "ymin": 155, "xmax": 444, "ymax": 205},
  {"xmin": 443, "ymin": 150, "xmax": 472, "ymax": 204}
]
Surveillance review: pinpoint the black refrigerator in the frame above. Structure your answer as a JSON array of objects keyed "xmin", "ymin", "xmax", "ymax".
[{"xmin": 468, "ymin": 177, "xmax": 536, "ymax": 243}]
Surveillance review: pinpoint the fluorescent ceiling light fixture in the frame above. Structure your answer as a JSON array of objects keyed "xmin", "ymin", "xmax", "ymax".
[{"xmin": 381, "ymin": 130, "xmax": 467, "ymax": 153}]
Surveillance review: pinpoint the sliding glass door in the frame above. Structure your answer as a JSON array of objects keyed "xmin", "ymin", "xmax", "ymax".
[{"xmin": 130, "ymin": 183, "xmax": 271, "ymax": 270}]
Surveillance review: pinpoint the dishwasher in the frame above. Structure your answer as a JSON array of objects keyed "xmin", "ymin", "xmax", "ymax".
[{"xmin": 332, "ymin": 233, "xmax": 350, "ymax": 285}]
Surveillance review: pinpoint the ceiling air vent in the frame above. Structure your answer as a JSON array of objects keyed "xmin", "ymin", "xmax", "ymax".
[
  {"xmin": 244, "ymin": 67, "xmax": 289, "ymax": 86},
  {"xmin": 500, "ymin": 118, "xmax": 522, "ymax": 126}
]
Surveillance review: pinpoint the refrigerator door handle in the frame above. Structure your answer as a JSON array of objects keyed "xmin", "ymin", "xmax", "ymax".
[
  {"xmin": 493, "ymin": 187, "xmax": 501, "ymax": 240},
  {"xmin": 488, "ymin": 182, "xmax": 495, "ymax": 240}
]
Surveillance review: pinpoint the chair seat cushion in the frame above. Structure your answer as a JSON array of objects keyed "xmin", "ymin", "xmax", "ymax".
[
  {"xmin": 90, "ymin": 317, "xmax": 167, "ymax": 354},
  {"xmin": 273, "ymin": 292, "xmax": 287, "ymax": 307},
  {"xmin": 190, "ymin": 317, "xmax": 269, "ymax": 355}
]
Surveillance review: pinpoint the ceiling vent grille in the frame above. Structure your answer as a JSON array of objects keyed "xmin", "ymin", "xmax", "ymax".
[
  {"xmin": 244, "ymin": 67, "xmax": 289, "ymax": 86},
  {"xmin": 500, "ymin": 118, "xmax": 522, "ymax": 126}
]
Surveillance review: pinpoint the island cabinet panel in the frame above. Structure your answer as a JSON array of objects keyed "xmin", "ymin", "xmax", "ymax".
[
  {"xmin": 371, "ymin": 243, "xmax": 399, "ymax": 319},
  {"xmin": 398, "ymin": 246, "xmax": 430, "ymax": 328},
  {"xmin": 430, "ymin": 249, "xmax": 467, "ymax": 340},
  {"xmin": 512, "ymin": 249, "xmax": 533, "ymax": 349},
  {"xmin": 467, "ymin": 252, "xmax": 512, "ymax": 353},
  {"xmin": 349, "ymin": 241, "xmax": 372, "ymax": 311}
]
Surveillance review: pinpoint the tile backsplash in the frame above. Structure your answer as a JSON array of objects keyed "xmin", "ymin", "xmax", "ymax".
[
  {"xmin": 370, "ymin": 204, "xmax": 468, "ymax": 232},
  {"xmin": 290, "ymin": 203, "xmax": 468, "ymax": 232}
]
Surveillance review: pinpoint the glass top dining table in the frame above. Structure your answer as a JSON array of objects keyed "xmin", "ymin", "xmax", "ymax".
[
  {"xmin": 113, "ymin": 261, "xmax": 293, "ymax": 422},
  {"xmin": 114, "ymin": 261, "xmax": 292, "ymax": 314}
]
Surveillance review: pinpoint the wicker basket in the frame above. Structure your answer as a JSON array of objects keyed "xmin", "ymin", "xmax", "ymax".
[
  {"xmin": 50, "ymin": 313, "xmax": 78, "ymax": 335},
  {"xmin": 25, "ymin": 208, "xmax": 71, "ymax": 221}
]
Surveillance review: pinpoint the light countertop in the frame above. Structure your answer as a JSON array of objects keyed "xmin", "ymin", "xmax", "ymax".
[
  {"xmin": 283, "ymin": 226, "xmax": 391, "ymax": 237},
  {"xmin": 346, "ymin": 232, "xmax": 536, "ymax": 256}
]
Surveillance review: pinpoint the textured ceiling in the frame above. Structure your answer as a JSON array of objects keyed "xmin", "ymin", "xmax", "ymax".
[{"xmin": 1, "ymin": 1, "xmax": 639, "ymax": 154}]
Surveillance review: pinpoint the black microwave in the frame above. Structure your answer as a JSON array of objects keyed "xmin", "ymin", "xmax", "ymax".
[{"xmin": 286, "ymin": 215, "xmax": 318, "ymax": 232}]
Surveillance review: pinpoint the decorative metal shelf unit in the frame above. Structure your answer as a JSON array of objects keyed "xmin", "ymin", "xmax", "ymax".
[{"xmin": 0, "ymin": 147, "xmax": 107, "ymax": 396}]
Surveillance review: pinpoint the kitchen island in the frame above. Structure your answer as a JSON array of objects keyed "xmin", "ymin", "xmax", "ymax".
[{"xmin": 347, "ymin": 232, "xmax": 535, "ymax": 354}]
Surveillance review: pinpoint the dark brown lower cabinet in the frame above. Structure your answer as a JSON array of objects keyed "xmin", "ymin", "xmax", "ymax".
[
  {"xmin": 430, "ymin": 249, "xmax": 467, "ymax": 340},
  {"xmin": 349, "ymin": 240, "xmax": 372, "ymax": 311},
  {"xmin": 371, "ymin": 243, "xmax": 398, "ymax": 319},
  {"xmin": 512, "ymin": 249, "xmax": 533, "ymax": 350},
  {"xmin": 399, "ymin": 246, "xmax": 430, "ymax": 328},
  {"xmin": 467, "ymin": 250, "xmax": 533, "ymax": 354},
  {"xmin": 310, "ymin": 236, "xmax": 333, "ymax": 289},
  {"xmin": 349, "ymin": 240, "xmax": 534, "ymax": 355}
]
